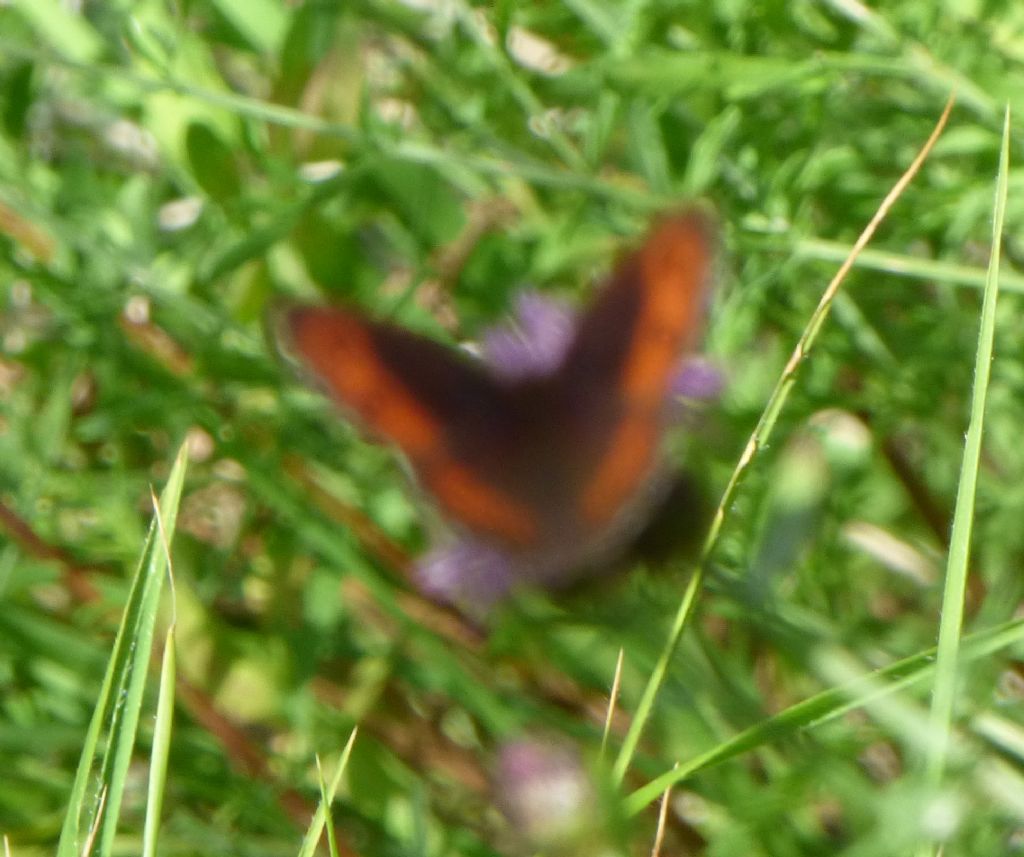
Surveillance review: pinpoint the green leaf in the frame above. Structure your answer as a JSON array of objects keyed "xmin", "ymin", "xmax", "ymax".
[{"xmin": 185, "ymin": 121, "xmax": 243, "ymax": 206}]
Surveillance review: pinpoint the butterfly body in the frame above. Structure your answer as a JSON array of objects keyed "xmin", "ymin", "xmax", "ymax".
[{"xmin": 284, "ymin": 212, "xmax": 715, "ymax": 609}]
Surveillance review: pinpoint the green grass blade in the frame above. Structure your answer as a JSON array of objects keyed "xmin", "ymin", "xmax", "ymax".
[
  {"xmin": 789, "ymin": 237, "xmax": 1024, "ymax": 295},
  {"xmin": 297, "ymin": 728, "xmax": 360, "ymax": 857},
  {"xmin": 55, "ymin": 443, "xmax": 188, "ymax": 857},
  {"xmin": 611, "ymin": 94, "xmax": 956, "ymax": 790},
  {"xmin": 924, "ymin": 105, "xmax": 1011, "ymax": 786},
  {"xmin": 141, "ymin": 626, "xmax": 176, "ymax": 857},
  {"xmin": 315, "ymin": 757, "xmax": 340, "ymax": 857},
  {"xmin": 610, "ymin": 568, "xmax": 702, "ymax": 785},
  {"xmin": 626, "ymin": 616, "xmax": 1024, "ymax": 814}
]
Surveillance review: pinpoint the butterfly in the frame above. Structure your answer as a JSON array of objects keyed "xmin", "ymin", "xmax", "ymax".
[{"xmin": 282, "ymin": 212, "xmax": 718, "ymax": 616}]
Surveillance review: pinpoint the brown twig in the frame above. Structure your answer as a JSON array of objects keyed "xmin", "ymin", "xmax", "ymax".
[
  {"xmin": 0, "ymin": 201, "xmax": 56, "ymax": 262},
  {"xmin": 0, "ymin": 498, "xmax": 100, "ymax": 602},
  {"xmin": 879, "ymin": 432, "xmax": 951, "ymax": 547}
]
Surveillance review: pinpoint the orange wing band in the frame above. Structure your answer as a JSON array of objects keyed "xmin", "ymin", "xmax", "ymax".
[
  {"xmin": 581, "ymin": 415, "xmax": 657, "ymax": 525},
  {"xmin": 581, "ymin": 214, "xmax": 713, "ymax": 524},
  {"xmin": 619, "ymin": 215, "xmax": 711, "ymax": 404},
  {"xmin": 288, "ymin": 308, "xmax": 441, "ymax": 456},
  {"xmin": 423, "ymin": 461, "xmax": 538, "ymax": 547},
  {"xmin": 287, "ymin": 307, "xmax": 538, "ymax": 547}
]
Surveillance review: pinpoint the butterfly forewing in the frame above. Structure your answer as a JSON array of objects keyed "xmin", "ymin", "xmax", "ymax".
[
  {"xmin": 553, "ymin": 213, "xmax": 715, "ymax": 532},
  {"xmin": 286, "ymin": 306, "xmax": 542, "ymax": 546}
]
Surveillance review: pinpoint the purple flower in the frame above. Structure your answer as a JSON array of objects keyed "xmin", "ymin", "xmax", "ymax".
[
  {"xmin": 494, "ymin": 737, "xmax": 596, "ymax": 847},
  {"xmin": 481, "ymin": 291, "xmax": 577, "ymax": 381},
  {"xmin": 415, "ymin": 539, "xmax": 518, "ymax": 620},
  {"xmin": 670, "ymin": 355, "xmax": 723, "ymax": 402}
]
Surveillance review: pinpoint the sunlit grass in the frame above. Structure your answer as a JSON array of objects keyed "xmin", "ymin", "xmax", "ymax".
[{"xmin": 2, "ymin": 2, "xmax": 1023, "ymax": 856}]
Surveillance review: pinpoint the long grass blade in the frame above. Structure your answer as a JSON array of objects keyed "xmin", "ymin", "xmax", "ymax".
[
  {"xmin": 924, "ymin": 105, "xmax": 1010, "ymax": 785},
  {"xmin": 55, "ymin": 443, "xmax": 188, "ymax": 857},
  {"xmin": 297, "ymin": 728, "xmax": 360, "ymax": 857},
  {"xmin": 612, "ymin": 93, "xmax": 957, "ymax": 789},
  {"xmin": 141, "ymin": 626, "xmax": 176, "ymax": 857},
  {"xmin": 626, "ymin": 615, "xmax": 1024, "ymax": 813}
]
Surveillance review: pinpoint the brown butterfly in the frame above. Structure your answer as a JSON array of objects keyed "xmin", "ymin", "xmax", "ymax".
[{"xmin": 282, "ymin": 212, "xmax": 717, "ymax": 614}]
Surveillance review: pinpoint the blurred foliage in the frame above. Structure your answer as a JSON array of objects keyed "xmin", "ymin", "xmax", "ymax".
[{"xmin": 2, "ymin": 1, "xmax": 1024, "ymax": 855}]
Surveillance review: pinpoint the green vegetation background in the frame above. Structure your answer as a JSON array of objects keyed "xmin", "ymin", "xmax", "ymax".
[{"xmin": 2, "ymin": 1, "xmax": 1024, "ymax": 855}]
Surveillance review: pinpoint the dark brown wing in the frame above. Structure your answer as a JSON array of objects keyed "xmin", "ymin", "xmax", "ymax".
[
  {"xmin": 555, "ymin": 212, "xmax": 715, "ymax": 529},
  {"xmin": 284, "ymin": 306, "xmax": 540, "ymax": 547}
]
